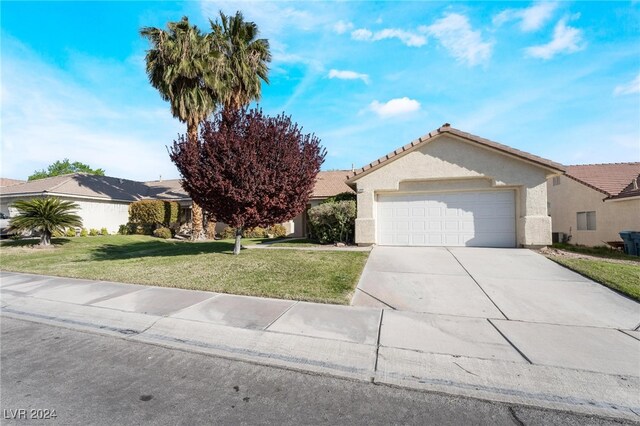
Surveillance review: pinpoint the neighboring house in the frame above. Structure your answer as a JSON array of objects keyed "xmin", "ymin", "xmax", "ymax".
[
  {"xmin": 0, "ymin": 178, "xmax": 26, "ymax": 187},
  {"xmin": 547, "ymin": 163, "xmax": 640, "ymax": 246},
  {"xmin": 346, "ymin": 124, "xmax": 564, "ymax": 248},
  {"xmin": 0, "ymin": 171, "xmax": 353, "ymax": 236}
]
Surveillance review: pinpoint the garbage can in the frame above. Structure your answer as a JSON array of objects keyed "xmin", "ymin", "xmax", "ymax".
[{"xmin": 619, "ymin": 231, "xmax": 639, "ymax": 256}]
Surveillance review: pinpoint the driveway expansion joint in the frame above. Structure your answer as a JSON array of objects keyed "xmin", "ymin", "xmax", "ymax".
[
  {"xmin": 445, "ymin": 247, "xmax": 509, "ymax": 320},
  {"xmin": 355, "ymin": 288, "xmax": 396, "ymax": 310},
  {"xmin": 486, "ymin": 319, "xmax": 533, "ymax": 364}
]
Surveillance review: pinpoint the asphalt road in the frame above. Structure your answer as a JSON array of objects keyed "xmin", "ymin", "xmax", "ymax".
[{"xmin": 0, "ymin": 317, "xmax": 633, "ymax": 426}]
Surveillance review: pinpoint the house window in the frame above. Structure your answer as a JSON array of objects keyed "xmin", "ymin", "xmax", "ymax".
[
  {"xmin": 577, "ymin": 211, "xmax": 596, "ymax": 231},
  {"xmin": 552, "ymin": 176, "xmax": 561, "ymax": 186}
]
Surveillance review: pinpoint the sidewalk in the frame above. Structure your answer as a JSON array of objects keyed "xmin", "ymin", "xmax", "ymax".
[{"xmin": 1, "ymin": 270, "xmax": 638, "ymax": 421}]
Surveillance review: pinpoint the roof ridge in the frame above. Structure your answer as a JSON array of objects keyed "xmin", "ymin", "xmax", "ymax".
[
  {"xmin": 565, "ymin": 162, "xmax": 640, "ymax": 167},
  {"xmin": 45, "ymin": 173, "xmax": 81, "ymax": 192}
]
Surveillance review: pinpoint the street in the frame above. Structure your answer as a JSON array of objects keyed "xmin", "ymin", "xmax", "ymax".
[{"xmin": 1, "ymin": 317, "xmax": 633, "ymax": 425}]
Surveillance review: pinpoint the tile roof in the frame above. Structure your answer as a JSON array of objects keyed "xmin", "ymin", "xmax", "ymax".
[
  {"xmin": 312, "ymin": 170, "xmax": 354, "ymax": 198},
  {"xmin": 564, "ymin": 163, "xmax": 640, "ymax": 199},
  {"xmin": 0, "ymin": 172, "xmax": 352, "ymax": 202},
  {"xmin": 347, "ymin": 123, "xmax": 564, "ymax": 183},
  {"xmin": 0, "ymin": 174, "xmax": 153, "ymax": 201},
  {"xmin": 0, "ymin": 178, "xmax": 25, "ymax": 187}
]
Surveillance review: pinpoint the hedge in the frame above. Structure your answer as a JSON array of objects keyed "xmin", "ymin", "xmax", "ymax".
[
  {"xmin": 128, "ymin": 200, "xmax": 180, "ymax": 228},
  {"xmin": 307, "ymin": 200, "xmax": 356, "ymax": 244}
]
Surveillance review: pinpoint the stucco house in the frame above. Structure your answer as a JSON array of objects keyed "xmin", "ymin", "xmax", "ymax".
[
  {"xmin": 0, "ymin": 171, "xmax": 353, "ymax": 236},
  {"xmin": 547, "ymin": 162, "xmax": 640, "ymax": 246},
  {"xmin": 346, "ymin": 124, "xmax": 565, "ymax": 248}
]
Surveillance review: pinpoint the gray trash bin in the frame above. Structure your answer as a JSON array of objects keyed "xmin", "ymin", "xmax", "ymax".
[{"xmin": 619, "ymin": 231, "xmax": 639, "ymax": 256}]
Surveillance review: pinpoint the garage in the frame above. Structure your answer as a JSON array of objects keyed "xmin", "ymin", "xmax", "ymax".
[{"xmin": 377, "ymin": 190, "xmax": 516, "ymax": 247}]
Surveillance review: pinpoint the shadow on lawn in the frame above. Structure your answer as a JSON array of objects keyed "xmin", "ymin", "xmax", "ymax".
[
  {"xmin": 0, "ymin": 238, "xmax": 72, "ymax": 248},
  {"xmin": 88, "ymin": 240, "xmax": 237, "ymax": 261}
]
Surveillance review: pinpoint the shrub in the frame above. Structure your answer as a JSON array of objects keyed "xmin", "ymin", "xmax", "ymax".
[
  {"xmin": 220, "ymin": 226, "xmax": 236, "ymax": 240},
  {"xmin": 307, "ymin": 200, "xmax": 356, "ymax": 244},
  {"xmin": 89, "ymin": 228, "xmax": 99, "ymax": 236},
  {"xmin": 80, "ymin": 228, "xmax": 88, "ymax": 237},
  {"xmin": 242, "ymin": 227, "xmax": 267, "ymax": 238},
  {"xmin": 65, "ymin": 228, "xmax": 77, "ymax": 237},
  {"xmin": 322, "ymin": 191, "xmax": 357, "ymax": 204},
  {"xmin": 100, "ymin": 227, "xmax": 109, "ymax": 236},
  {"xmin": 153, "ymin": 227, "xmax": 172, "ymax": 239},
  {"xmin": 52, "ymin": 229, "xmax": 64, "ymax": 238},
  {"xmin": 266, "ymin": 224, "xmax": 287, "ymax": 238},
  {"xmin": 129, "ymin": 200, "xmax": 180, "ymax": 232},
  {"xmin": 118, "ymin": 224, "xmax": 129, "ymax": 235}
]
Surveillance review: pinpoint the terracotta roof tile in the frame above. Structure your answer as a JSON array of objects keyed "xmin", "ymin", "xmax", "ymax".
[
  {"xmin": 348, "ymin": 124, "xmax": 564, "ymax": 182},
  {"xmin": 312, "ymin": 170, "xmax": 354, "ymax": 198},
  {"xmin": 565, "ymin": 163, "xmax": 640, "ymax": 198},
  {"xmin": 0, "ymin": 178, "xmax": 26, "ymax": 187}
]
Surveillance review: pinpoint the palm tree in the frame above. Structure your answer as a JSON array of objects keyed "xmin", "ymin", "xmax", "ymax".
[
  {"xmin": 10, "ymin": 198, "xmax": 82, "ymax": 246},
  {"xmin": 211, "ymin": 11, "xmax": 271, "ymax": 110},
  {"xmin": 140, "ymin": 17, "xmax": 221, "ymax": 240}
]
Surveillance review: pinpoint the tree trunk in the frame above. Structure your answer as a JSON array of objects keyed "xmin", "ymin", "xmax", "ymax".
[
  {"xmin": 233, "ymin": 227, "xmax": 243, "ymax": 255},
  {"xmin": 206, "ymin": 220, "xmax": 217, "ymax": 239},
  {"xmin": 187, "ymin": 122, "xmax": 204, "ymax": 241},
  {"xmin": 41, "ymin": 230, "xmax": 51, "ymax": 246}
]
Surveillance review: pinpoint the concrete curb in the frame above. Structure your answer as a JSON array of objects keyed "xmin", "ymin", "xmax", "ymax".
[{"xmin": 2, "ymin": 274, "xmax": 639, "ymax": 421}]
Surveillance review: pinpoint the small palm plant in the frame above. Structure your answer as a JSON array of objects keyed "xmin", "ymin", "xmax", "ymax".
[{"xmin": 9, "ymin": 197, "xmax": 82, "ymax": 246}]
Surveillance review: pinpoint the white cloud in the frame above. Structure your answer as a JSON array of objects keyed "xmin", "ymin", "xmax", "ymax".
[
  {"xmin": 369, "ymin": 97, "xmax": 421, "ymax": 118},
  {"xmin": 333, "ymin": 20, "xmax": 353, "ymax": 34},
  {"xmin": 351, "ymin": 27, "xmax": 426, "ymax": 47},
  {"xmin": 351, "ymin": 28, "xmax": 373, "ymax": 41},
  {"xmin": 421, "ymin": 13, "xmax": 493, "ymax": 66},
  {"xmin": 525, "ymin": 18, "xmax": 585, "ymax": 59},
  {"xmin": 614, "ymin": 74, "xmax": 640, "ymax": 96},
  {"xmin": 328, "ymin": 69, "xmax": 370, "ymax": 84},
  {"xmin": 493, "ymin": 2, "xmax": 558, "ymax": 32}
]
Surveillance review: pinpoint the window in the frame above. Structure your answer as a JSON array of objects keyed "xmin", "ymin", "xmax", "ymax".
[
  {"xmin": 552, "ymin": 176, "xmax": 561, "ymax": 186},
  {"xmin": 577, "ymin": 211, "xmax": 596, "ymax": 230}
]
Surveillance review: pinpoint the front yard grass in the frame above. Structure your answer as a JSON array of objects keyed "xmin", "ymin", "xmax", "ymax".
[
  {"xmin": 0, "ymin": 235, "xmax": 369, "ymax": 304},
  {"xmin": 545, "ymin": 246, "xmax": 640, "ymax": 301}
]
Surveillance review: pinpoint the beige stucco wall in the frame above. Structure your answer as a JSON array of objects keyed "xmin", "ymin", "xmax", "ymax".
[
  {"xmin": 547, "ymin": 176, "xmax": 640, "ymax": 246},
  {"xmin": 0, "ymin": 195, "xmax": 130, "ymax": 234},
  {"xmin": 352, "ymin": 134, "xmax": 555, "ymax": 247}
]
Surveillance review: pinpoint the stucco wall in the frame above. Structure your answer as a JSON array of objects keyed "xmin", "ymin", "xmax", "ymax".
[
  {"xmin": 1, "ymin": 195, "xmax": 130, "ymax": 234},
  {"xmin": 547, "ymin": 176, "xmax": 640, "ymax": 246},
  {"xmin": 352, "ymin": 135, "xmax": 554, "ymax": 247}
]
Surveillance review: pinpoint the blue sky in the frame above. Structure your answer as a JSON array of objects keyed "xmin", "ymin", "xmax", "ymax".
[{"xmin": 2, "ymin": 1, "xmax": 639, "ymax": 181}]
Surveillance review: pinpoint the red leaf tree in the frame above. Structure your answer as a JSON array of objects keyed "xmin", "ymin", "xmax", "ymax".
[{"xmin": 170, "ymin": 108, "xmax": 326, "ymax": 254}]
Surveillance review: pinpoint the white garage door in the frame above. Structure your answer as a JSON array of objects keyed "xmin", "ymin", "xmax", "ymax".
[{"xmin": 377, "ymin": 190, "xmax": 516, "ymax": 247}]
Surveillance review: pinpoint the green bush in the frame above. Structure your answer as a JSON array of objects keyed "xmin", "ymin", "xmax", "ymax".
[
  {"xmin": 128, "ymin": 200, "xmax": 180, "ymax": 235},
  {"xmin": 89, "ymin": 228, "xmax": 99, "ymax": 236},
  {"xmin": 80, "ymin": 228, "xmax": 88, "ymax": 237},
  {"xmin": 307, "ymin": 200, "xmax": 356, "ymax": 244},
  {"xmin": 242, "ymin": 227, "xmax": 267, "ymax": 238},
  {"xmin": 266, "ymin": 224, "xmax": 287, "ymax": 238},
  {"xmin": 65, "ymin": 228, "xmax": 77, "ymax": 237},
  {"xmin": 118, "ymin": 224, "xmax": 130, "ymax": 235},
  {"xmin": 100, "ymin": 227, "xmax": 109, "ymax": 236},
  {"xmin": 220, "ymin": 226, "xmax": 236, "ymax": 239},
  {"xmin": 51, "ymin": 229, "xmax": 64, "ymax": 238},
  {"xmin": 322, "ymin": 191, "xmax": 357, "ymax": 204},
  {"xmin": 153, "ymin": 227, "xmax": 172, "ymax": 239}
]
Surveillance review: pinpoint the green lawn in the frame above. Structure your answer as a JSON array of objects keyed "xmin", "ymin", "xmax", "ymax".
[
  {"xmin": 0, "ymin": 235, "xmax": 369, "ymax": 304},
  {"xmin": 548, "ymin": 256, "xmax": 640, "ymax": 301},
  {"xmin": 551, "ymin": 243, "xmax": 640, "ymax": 262}
]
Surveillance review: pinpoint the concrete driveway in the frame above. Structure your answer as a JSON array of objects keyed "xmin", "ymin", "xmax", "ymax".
[{"xmin": 352, "ymin": 247, "xmax": 640, "ymax": 329}]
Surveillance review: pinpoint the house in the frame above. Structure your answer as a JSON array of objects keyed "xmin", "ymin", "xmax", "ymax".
[
  {"xmin": 0, "ymin": 171, "xmax": 353, "ymax": 236},
  {"xmin": 0, "ymin": 178, "xmax": 25, "ymax": 187},
  {"xmin": 547, "ymin": 163, "xmax": 640, "ymax": 246},
  {"xmin": 346, "ymin": 124, "xmax": 565, "ymax": 248}
]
